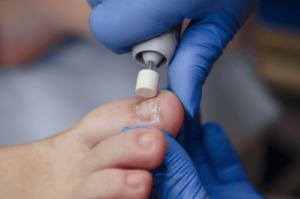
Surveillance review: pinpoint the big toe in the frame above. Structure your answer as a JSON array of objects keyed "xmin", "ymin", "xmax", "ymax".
[
  {"xmin": 134, "ymin": 90, "xmax": 184, "ymax": 137},
  {"xmin": 73, "ymin": 90, "xmax": 184, "ymax": 148}
]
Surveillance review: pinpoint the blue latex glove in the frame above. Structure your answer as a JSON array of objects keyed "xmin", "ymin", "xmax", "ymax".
[
  {"xmin": 183, "ymin": 113, "xmax": 265, "ymax": 199},
  {"xmin": 87, "ymin": 0, "xmax": 259, "ymax": 117},
  {"xmin": 122, "ymin": 126, "xmax": 209, "ymax": 199},
  {"xmin": 122, "ymin": 123, "xmax": 265, "ymax": 199}
]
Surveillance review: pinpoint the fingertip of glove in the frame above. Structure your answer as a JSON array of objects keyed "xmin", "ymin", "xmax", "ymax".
[
  {"xmin": 175, "ymin": 95, "xmax": 199, "ymax": 118},
  {"xmin": 184, "ymin": 106, "xmax": 197, "ymax": 118},
  {"xmin": 87, "ymin": 0, "xmax": 102, "ymax": 8}
]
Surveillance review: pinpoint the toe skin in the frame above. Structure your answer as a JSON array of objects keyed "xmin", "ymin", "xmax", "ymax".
[
  {"xmin": 84, "ymin": 127, "xmax": 167, "ymax": 173},
  {"xmin": 70, "ymin": 169, "xmax": 152, "ymax": 199},
  {"xmin": 156, "ymin": 90, "xmax": 184, "ymax": 138}
]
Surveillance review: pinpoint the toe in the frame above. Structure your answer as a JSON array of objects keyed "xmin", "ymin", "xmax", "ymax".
[
  {"xmin": 83, "ymin": 127, "xmax": 166, "ymax": 174},
  {"xmin": 70, "ymin": 169, "xmax": 152, "ymax": 199},
  {"xmin": 70, "ymin": 90, "xmax": 184, "ymax": 148}
]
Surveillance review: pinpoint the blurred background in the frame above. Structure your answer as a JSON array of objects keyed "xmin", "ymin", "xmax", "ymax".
[{"xmin": 0, "ymin": 0, "xmax": 300, "ymax": 198}]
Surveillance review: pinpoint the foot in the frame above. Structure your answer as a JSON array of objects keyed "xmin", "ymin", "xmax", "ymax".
[{"xmin": 0, "ymin": 90, "xmax": 184, "ymax": 199}]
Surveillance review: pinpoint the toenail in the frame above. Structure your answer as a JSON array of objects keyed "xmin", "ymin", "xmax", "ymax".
[
  {"xmin": 126, "ymin": 172, "xmax": 144, "ymax": 188},
  {"xmin": 135, "ymin": 97, "xmax": 159, "ymax": 122},
  {"xmin": 138, "ymin": 132, "xmax": 155, "ymax": 149}
]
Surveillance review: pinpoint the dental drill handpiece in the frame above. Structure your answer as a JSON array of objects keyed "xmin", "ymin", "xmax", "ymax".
[{"xmin": 133, "ymin": 25, "xmax": 181, "ymax": 98}]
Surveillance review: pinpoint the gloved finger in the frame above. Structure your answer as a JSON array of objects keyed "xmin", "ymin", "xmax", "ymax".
[
  {"xmin": 122, "ymin": 126, "xmax": 209, "ymax": 199},
  {"xmin": 202, "ymin": 123, "xmax": 248, "ymax": 183},
  {"xmin": 151, "ymin": 131, "xmax": 209, "ymax": 199},
  {"xmin": 157, "ymin": 87, "xmax": 186, "ymax": 147},
  {"xmin": 182, "ymin": 111, "xmax": 217, "ymax": 186},
  {"xmin": 168, "ymin": 13, "xmax": 241, "ymax": 118},
  {"xmin": 88, "ymin": 0, "xmax": 185, "ymax": 53},
  {"xmin": 87, "ymin": 0, "xmax": 102, "ymax": 8},
  {"xmin": 182, "ymin": 111, "xmax": 204, "ymax": 157}
]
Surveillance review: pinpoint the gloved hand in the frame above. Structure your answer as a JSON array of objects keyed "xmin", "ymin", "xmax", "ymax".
[
  {"xmin": 122, "ymin": 122, "xmax": 265, "ymax": 199},
  {"xmin": 122, "ymin": 126, "xmax": 209, "ymax": 199},
  {"xmin": 183, "ymin": 113, "xmax": 265, "ymax": 199},
  {"xmin": 87, "ymin": 0, "xmax": 259, "ymax": 117}
]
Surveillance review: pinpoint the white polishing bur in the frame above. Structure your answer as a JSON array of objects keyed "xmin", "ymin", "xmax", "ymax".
[
  {"xmin": 135, "ymin": 62, "xmax": 159, "ymax": 98},
  {"xmin": 133, "ymin": 27, "xmax": 180, "ymax": 98}
]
